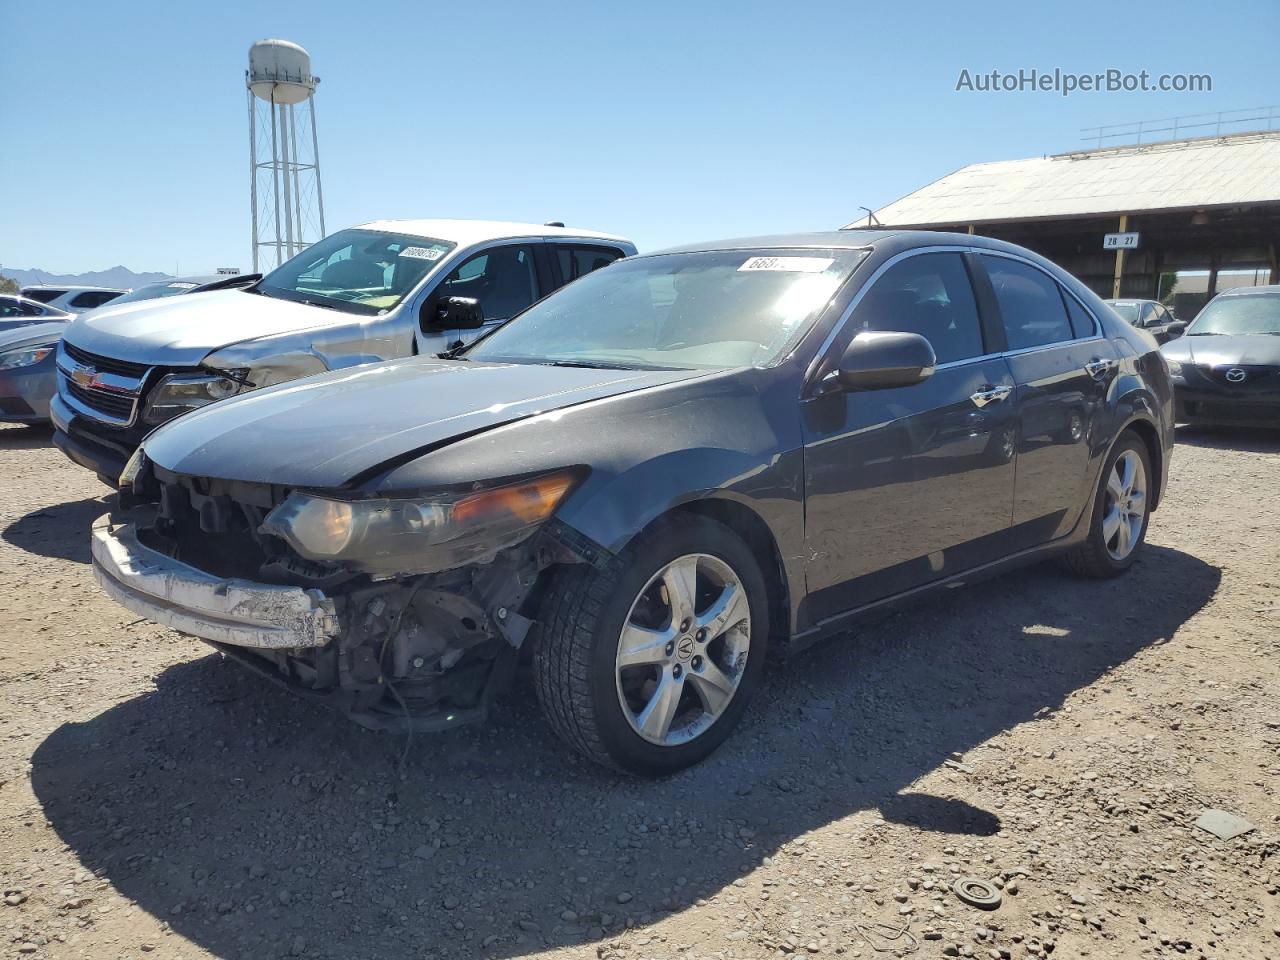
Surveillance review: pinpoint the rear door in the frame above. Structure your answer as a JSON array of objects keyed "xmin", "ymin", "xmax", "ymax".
[
  {"xmin": 977, "ymin": 253, "xmax": 1118, "ymax": 549},
  {"xmin": 801, "ymin": 250, "xmax": 1018, "ymax": 621},
  {"xmin": 552, "ymin": 244, "xmax": 627, "ymax": 286}
]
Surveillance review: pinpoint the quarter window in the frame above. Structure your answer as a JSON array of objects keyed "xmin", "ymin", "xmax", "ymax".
[
  {"xmin": 1063, "ymin": 292, "xmax": 1096, "ymax": 338},
  {"xmin": 556, "ymin": 245, "xmax": 624, "ymax": 284},
  {"xmin": 983, "ymin": 256, "xmax": 1074, "ymax": 350},
  {"xmin": 437, "ymin": 245, "xmax": 539, "ymax": 322},
  {"xmin": 848, "ymin": 253, "xmax": 984, "ymax": 364}
]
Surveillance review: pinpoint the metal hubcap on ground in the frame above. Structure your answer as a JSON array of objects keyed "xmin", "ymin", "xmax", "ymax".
[
  {"xmin": 615, "ymin": 553, "xmax": 751, "ymax": 746},
  {"xmin": 1103, "ymin": 450, "xmax": 1147, "ymax": 561}
]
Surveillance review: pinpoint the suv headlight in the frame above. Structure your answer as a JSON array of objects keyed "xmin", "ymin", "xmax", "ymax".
[
  {"xmin": 142, "ymin": 371, "xmax": 247, "ymax": 425},
  {"xmin": 0, "ymin": 344, "xmax": 55, "ymax": 370},
  {"xmin": 261, "ymin": 470, "xmax": 581, "ymax": 576}
]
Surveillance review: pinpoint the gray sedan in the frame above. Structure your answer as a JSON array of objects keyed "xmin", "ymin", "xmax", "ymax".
[{"xmin": 94, "ymin": 230, "xmax": 1173, "ymax": 774}]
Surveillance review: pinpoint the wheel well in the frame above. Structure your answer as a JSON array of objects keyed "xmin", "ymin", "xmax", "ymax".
[
  {"xmin": 1123, "ymin": 418, "xmax": 1163, "ymax": 510},
  {"xmin": 665, "ymin": 499, "xmax": 791, "ymax": 648}
]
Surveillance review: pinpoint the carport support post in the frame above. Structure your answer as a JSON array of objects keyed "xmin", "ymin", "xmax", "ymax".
[{"xmin": 1111, "ymin": 214, "xmax": 1129, "ymax": 298}]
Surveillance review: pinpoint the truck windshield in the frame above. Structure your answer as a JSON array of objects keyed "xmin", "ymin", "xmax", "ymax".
[
  {"xmin": 465, "ymin": 248, "xmax": 867, "ymax": 370},
  {"xmin": 255, "ymin": 229, "xmax": 456, "ymax": 315}
]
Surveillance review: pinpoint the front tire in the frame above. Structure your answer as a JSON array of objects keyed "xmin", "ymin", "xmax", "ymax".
[
  {"xmin": 533, "ymin": 514, "xmax": 769, "ymax": 775},
  {"xmin": 1061, "ymin": 429, "xmax": 1152, "ymax": 578}
]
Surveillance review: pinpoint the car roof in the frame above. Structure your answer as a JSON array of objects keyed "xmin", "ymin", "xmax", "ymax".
[
  {"xmin": 1216, "ymin": 284, "xmax": 1280, "ymax": 297},
  {"xmin": 20, "ymin": 284, "xmax": 126, "ymax": 293},
  {"xmin": 354, "ymin": 218, "xmax": 632, "ymax": 247},
  {"xmin": 641, "ymin": 228, "xmax": 1063, "ymax": 259}
]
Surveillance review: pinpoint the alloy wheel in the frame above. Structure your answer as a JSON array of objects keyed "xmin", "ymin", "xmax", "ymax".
[
  {"xmin": 614, "ymin": 553, "xmax": 751, "ymax": 746},
  {"xmin": 1102, "ymin": 450, "xmax": 1147, "ymax": 561}
]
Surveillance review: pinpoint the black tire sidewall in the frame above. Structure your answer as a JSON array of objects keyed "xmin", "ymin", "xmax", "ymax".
[
  {"xmin": 586, "ymin": 516, "xmax": 769, "ymax": 776},
  {"xmin": 1087, "ymin": 431, "xmax": 1152, "ymax": 573}
]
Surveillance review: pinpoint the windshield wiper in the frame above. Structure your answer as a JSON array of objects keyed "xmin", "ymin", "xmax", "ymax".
[{"xmin": 545, "ymin": 359, "xmax": 641, "ymax": 370}]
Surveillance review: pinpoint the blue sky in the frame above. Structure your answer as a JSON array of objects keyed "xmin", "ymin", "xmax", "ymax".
[{"xmin": 2, "ymin": 0, "xmax": 1276, "ymax": 275}]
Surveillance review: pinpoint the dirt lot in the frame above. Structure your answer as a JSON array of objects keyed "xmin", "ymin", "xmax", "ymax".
[{"xmin": 1, "ymin": 421, "xmax": 1277, "ymax": 960}]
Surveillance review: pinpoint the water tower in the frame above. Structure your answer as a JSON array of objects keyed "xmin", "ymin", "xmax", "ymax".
[{"xmin": 246, "ymin": 39, "xmax": 326, "ymax": 272}]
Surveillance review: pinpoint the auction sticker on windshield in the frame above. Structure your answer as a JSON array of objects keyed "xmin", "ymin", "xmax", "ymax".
[
  {"xmin": 738, "ymin": 256, "xmax": 835, "ymax": 272},
  {"xmin": 399, "ymin": 246, "xmax": 445, "ymax": 261}
]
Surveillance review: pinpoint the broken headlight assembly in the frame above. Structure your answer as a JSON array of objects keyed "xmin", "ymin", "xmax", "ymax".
[
  {"xmin": 142, "ymin": 371, "xmax": 247, "ymax": 424},
  {"xmin": 260, "ymin": 470, "xmax": 582, "ymax": 576}
]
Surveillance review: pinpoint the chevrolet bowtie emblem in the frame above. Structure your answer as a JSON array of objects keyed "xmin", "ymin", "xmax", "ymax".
[{"xmin": 71, "ymin": 365, "xmax": 97, "ymax": 388}]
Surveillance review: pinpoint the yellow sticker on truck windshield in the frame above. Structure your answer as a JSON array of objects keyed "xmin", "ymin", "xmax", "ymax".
[{"xmin": 738, "ymin": 256, "xmax": 835, "ymax": 272}]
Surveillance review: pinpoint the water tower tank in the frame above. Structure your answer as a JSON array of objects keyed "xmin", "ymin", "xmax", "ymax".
[{"xmin": 248, "ymin": 39, "xmax": 316, "ymax": 105}]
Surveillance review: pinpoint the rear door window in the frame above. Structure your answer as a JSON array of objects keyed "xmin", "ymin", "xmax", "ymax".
[
  {"xmin": 23, "ymin": 289, "xmax": 66, "ymax": 304},
  {"xmin": 848, "ymin": 252, "xmax": 985, "ymax": 364},
  {"xmin": 555, "ymin": 245, "xmax": 625, "ymax": 285},
  {"xmin": 69, "ymin": 291, "xmax": 121, "ymax": 309},
  {"xmin": 982, "ymin": 256, "xmax": 1075, "ymax": 350}
]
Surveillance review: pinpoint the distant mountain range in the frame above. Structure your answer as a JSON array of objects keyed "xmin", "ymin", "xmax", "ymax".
[{"xmin": 2, "ymin": 265, "xmax": 173, "ymax": 290}]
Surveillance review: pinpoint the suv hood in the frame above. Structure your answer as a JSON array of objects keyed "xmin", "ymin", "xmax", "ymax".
[
  {"xmin": 1163, "ymin": 333, "xmax": 1280, "ymax": 367},
  {"xmin": 142, "ymin": 358, "xmax": 702, "ymax": 487},
  {"xmin": 63, "ymin": 289, "xmax": 337, "ymax": 366}
]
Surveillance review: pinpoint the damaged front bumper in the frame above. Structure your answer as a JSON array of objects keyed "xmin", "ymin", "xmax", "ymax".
[
  {"xmin": 90, "ymin": 507, "xmax": 566, "ymax": 733},
  {"xmin": 92, "ymin": 514, "xmax": 340, "ymax": 648}
]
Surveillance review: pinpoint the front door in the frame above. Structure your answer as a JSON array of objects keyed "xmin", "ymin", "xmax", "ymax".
[
  {"xmin": 802, "ymin": 251, "xmax": 1018, "ymax": 623},
  {"xmin": 977, "ymin": 254, "xmax": 1119, "ymax": 548},
  {"xmin": 416, "ymin": 244, "xmax": 543, "ymax": 354}
]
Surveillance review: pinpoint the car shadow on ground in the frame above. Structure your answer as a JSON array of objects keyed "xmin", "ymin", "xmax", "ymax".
[
  {"xmin": 2, "ymin": 496, "xmax": 110, "ymax": 563},
  {"xmin": 0, "ymin": 421, "xmax": 55, "ymax": 450},
  {"xmin": 30, "ymin": 545, "xmax": 1219, "ymax": 960},
  {"xmin": 1175, "ymin": 424, "xmax": 1280, "ymax": 453}
]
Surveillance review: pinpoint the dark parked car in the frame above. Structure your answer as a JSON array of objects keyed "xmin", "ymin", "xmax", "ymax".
[
  {"xmin": 92, "ymin": 231, "xmax": 1173, "ymax": 775},
  {"xmin": 1104, "ymin": 298, "xmax": 1186, "ymax": 344},
  {"xmin": 1160, "ymin": 284, "xmax": 1280, "ymax": 427}
]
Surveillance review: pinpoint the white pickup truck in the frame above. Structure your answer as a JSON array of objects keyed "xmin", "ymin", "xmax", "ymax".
[{"xmin": 51, "ymin": 219, "xmax": 635, "ymax": 483}]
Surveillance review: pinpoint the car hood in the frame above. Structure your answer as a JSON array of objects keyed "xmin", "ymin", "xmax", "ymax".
[
  {"xmin": 0, "ymin": 316, "xmax": 68, "ymax": 337},
  {"xmin": 63, "ymin": 289, "xmax": 337, "ymax": 366},
  {"xmin": 142, "ymin": 358, "xmax": 704, "ymax": 487},
  {"xmin": 1163, "ymin": 333, "xmax": 1280, "ymax": 367},
  {"xmin": 0, "ymin": 321, "xmax": 68, "ymax": 350}
]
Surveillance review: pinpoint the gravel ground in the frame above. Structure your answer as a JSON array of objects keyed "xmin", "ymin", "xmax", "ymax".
[{"xmin": 1, "ymin": 421, "xmax": 1277, "ymax": 960}]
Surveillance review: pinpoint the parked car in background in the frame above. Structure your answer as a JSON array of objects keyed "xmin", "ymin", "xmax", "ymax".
[
  {"xmin": 0, "ymin": 318, "xmax": 72, "ymax": 423},
  {"xmin": 1160, "ymin": 285, "xmax": 1280, "ymax": 427},
  {"xmin": 94, "ymin": 230, "xmax": 1173, "ymax": 775},
  {"xmin": 20, "ymin": 285, "xmax": 126, "ymax": 314},
  {"xmin": 1, "ymin": 293, "xmax": 73, "ymax": 329},
  {"xmin": 0, "ymin": 278, "xmax": 252, "ymax": 425},
  {"xmin": 100, "ymin": 274, "xmax": 257, "ymax": 309},
  {"xmin": 1104, "ymin": 298, "xmax": 1186, "ymax": 344},
  {"xmin": 53, "ymin": 220, "xmax": 635, "ymax": 484}
]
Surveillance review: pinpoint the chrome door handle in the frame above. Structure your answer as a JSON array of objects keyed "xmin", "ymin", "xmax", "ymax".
[
  {"xmin": 1085, "ymin": 358, "xmax": 1116, "ymax": 379},
  {"xmin": 970, "ymin": 385, "xmax": 1013, "ymax": 408}
]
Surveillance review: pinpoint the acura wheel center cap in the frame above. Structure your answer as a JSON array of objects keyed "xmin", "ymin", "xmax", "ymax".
[{"xmin": 676, "ymin": 636, "xmax": 696, "ymax": 661}]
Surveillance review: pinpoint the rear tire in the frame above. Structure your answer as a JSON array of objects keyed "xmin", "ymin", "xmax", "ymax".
[
  {"xmin": 533, "ymin": 514, "xmax": 769, "ymax": 776},
  {"xmin": 1060, "ymin": 429, "xmax": 1152, "ymax": 578}
]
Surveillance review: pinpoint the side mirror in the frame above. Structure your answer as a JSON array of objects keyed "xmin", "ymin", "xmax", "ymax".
[
  {"xmin": 1164, "ymin": 320, "xmax": 1187, "ymax": 338},
  {"xmin": 837, "ymin": 331, "xmax": 936, "ymax": 391},
  {"xmin": 424, "ymin": 296, "xmax": 484, "ymax": 331}
]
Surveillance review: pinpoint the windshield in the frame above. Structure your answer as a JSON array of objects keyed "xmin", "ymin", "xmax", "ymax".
[
  {"xmin": 465, "ymin": 248, "xmax": 867, "ymax": 370},
  {"xmin": 1106, "ymin": 301, "xmax": 1142, "ymax": 323},
  {"xmin": 1187, "ymin": 292, "xmax": 1280, "ymax": 336},
  {"xmin": 256, "ymin": 229, "xmax": 455, "ymax": 315},
  {"xmin": 108, "ymin": 280, "xmax": 201, "ymax": 306}
]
